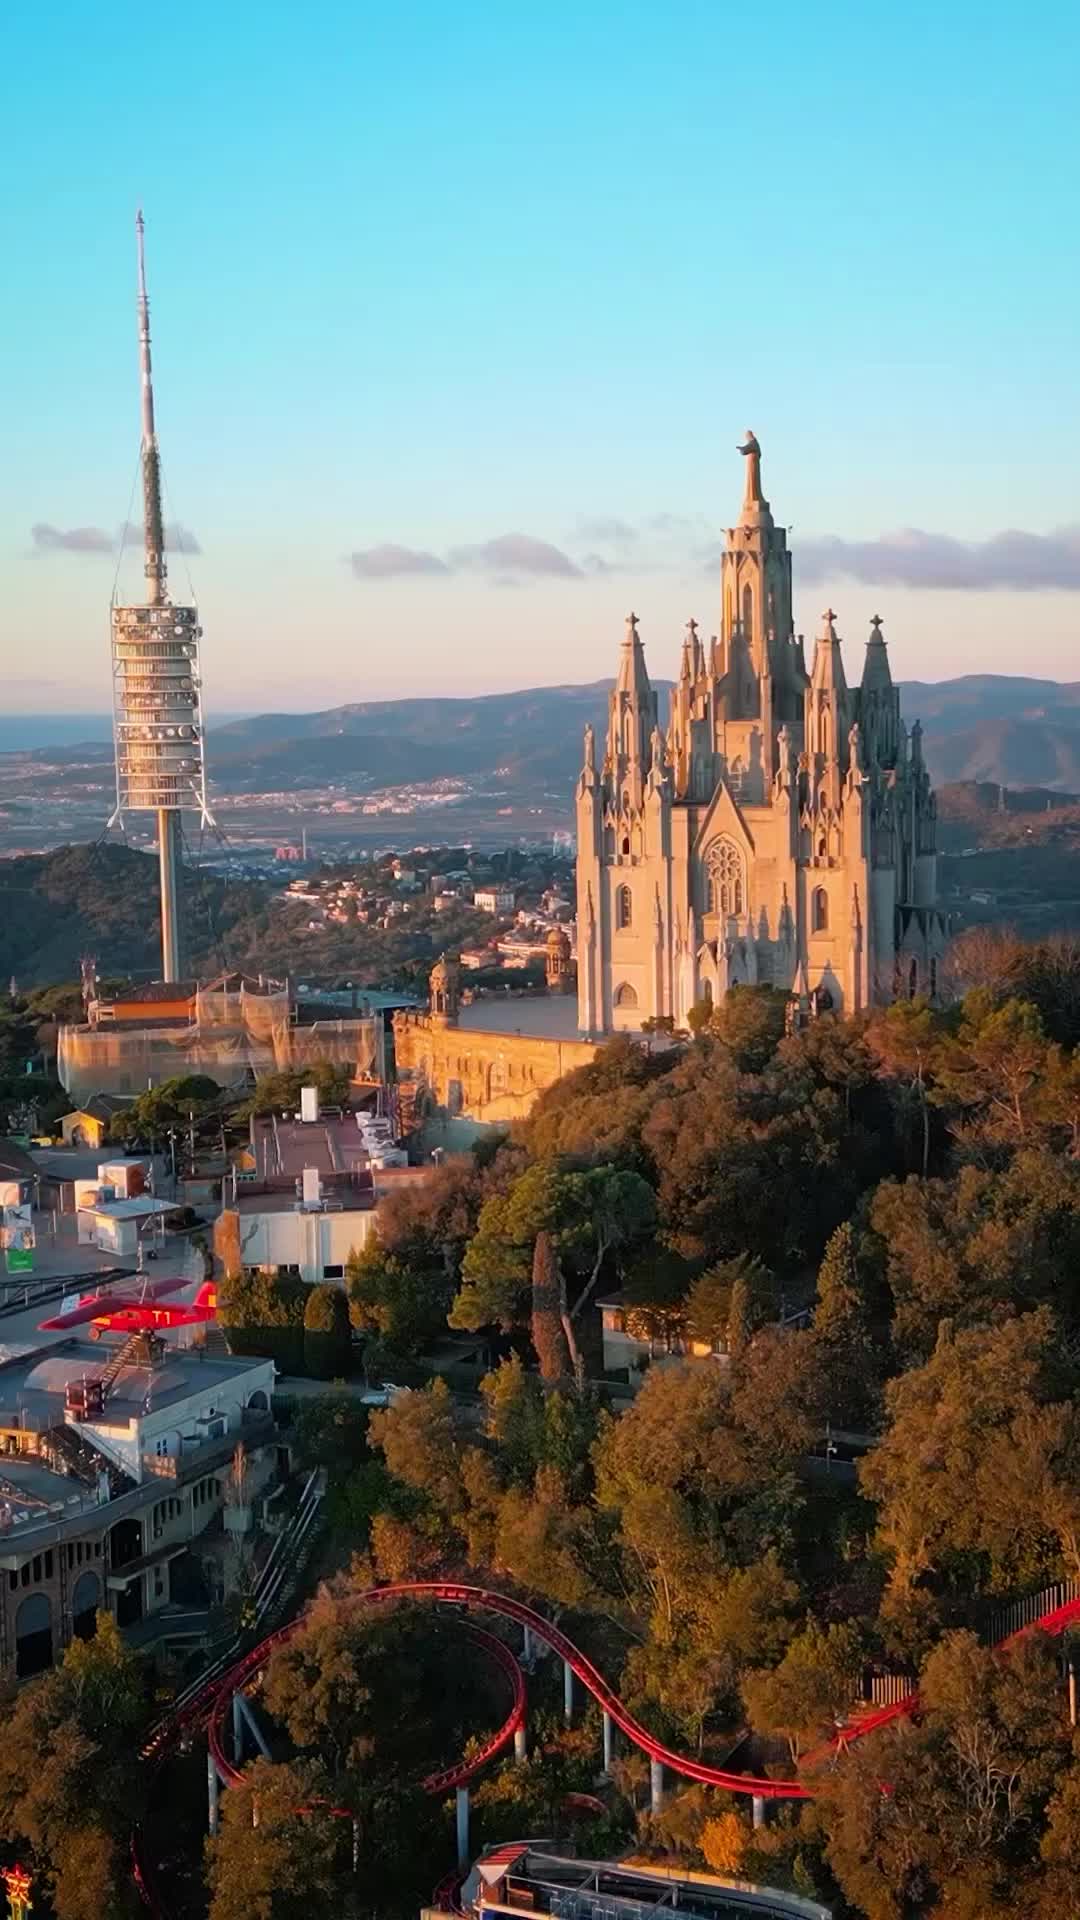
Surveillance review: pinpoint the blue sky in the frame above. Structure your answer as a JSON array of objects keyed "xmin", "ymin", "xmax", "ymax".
[{"xmin": 4, "ymin": 0, "xmax": 1078, "ymax": 712}]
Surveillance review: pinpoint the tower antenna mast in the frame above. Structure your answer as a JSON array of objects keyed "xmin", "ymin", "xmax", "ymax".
[
  {"xmin": 136, "ymin": 208, "xmax": 167, "ymax": 608},
  {"xmin": 108, "ymin": 211, "xmax": 214, "ymax": 984}
]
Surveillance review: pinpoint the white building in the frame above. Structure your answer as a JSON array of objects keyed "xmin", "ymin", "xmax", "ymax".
[{"xmin": 473, "ymin": 888, "xmax": 516, "ymax": 915}]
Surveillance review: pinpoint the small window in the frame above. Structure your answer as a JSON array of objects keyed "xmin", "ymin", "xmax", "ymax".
[
  {"xmin": 812, "ymin": 887, "xmax": 829, "ymax": 933},
  {"xmin": 616, "ymin": 884, "xmax": 633, "ymax": 930},
  {"xmin": 621, "ymin": 836, "xmax": 631, "ymax": 857},
  {"xmin": 614, "ymin": 983, "xmax": 638, "ymax": 1009},
  {"xmin": 323, "ymin": 1264, "xmax": 344, "ymax": 1280}
]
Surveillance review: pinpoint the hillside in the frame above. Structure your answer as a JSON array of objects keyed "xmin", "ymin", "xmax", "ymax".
[
  {"xmin": 8, "ymin": 675, "xmax": 1080, "ymax": 804},
  {"xmin": 206, "ymin": 673, "xmax": 1080, "ymax": 794},
  {"xmin": 0, "ymin": 844, "xmax": 266, "ymax": 987}
]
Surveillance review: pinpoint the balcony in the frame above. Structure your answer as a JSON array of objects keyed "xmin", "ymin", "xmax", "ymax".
[{"xmin": 139, "ymin": 1410, "xmax": 276, "ymax": 1483}]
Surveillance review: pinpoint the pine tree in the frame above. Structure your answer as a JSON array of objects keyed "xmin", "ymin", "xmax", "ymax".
[
  {"xmin": 532, "ymin": 1229, "xmax": 571, "ymax": 1383},
  {"xmin": 813, "ymin": 1222, "xmax": 880, "ymax": 1428}
]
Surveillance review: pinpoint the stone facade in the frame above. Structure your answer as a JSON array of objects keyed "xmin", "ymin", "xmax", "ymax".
[
  {"xmin": 576, "ymin": 436, "xmax": 948, "ymax": 1034},
  {"xmin": 393, "ymin": 999, "xmax": 597, "ymax": 1132}
]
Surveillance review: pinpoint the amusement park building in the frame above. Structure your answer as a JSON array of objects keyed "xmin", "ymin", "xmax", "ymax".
[
  {"xmin": 443, "ymin": 1844, "xmax": 831, "ymax": 1920},
  {"xmin": 0, "ymin": 1337, "xmax": 277, "ymax": 1682}
]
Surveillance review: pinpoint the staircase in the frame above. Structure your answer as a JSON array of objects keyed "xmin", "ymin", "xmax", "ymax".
[
  {"xmin": 99, "ymin": 1332, "xmax": 145, "ymax": 1398},
  {"xmin": 43, "ymin": 1422, "xmax": 135, "ymax": 1498},
  {"xmin": 249, "ymin": 1468, "xmax": 326, "ymax": 1633}
]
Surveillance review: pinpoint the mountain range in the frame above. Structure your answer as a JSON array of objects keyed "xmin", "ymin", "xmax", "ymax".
[
  {"xmin": 8, "ymin": 674, "xmax": 1080, "ymax": 795},
  {"xmin": 209, "ymin": 674, "xmax": 1080, "ymax": 795}
]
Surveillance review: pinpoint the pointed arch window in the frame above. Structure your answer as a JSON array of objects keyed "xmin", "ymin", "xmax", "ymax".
[
  {"xmin": 614, "ymin": 982, "xmax": 638, "ymax": 1009},
  {"xmin": 812, "ymin": 887, "xmax": 829, "ymax": 933},
  {"xmin": 707, "ymin": 839, "xmax": 744, "ymax": 918},
  {"xmin": 616, "ymin": 885, "xmax": 633, "ymax": 930}
]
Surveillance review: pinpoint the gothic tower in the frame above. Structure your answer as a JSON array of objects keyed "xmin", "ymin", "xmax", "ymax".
[{"xmin": 576, "ymin": 436, "xmax": 946, "ymax": 1035}]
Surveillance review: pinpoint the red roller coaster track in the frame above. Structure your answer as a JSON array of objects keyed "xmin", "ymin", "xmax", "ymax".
[{"xmin": 134, "ymin": 1577, "xmax": 1080, "ymax": 1913}]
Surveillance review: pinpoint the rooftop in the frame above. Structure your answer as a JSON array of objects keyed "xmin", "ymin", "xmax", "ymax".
[
  {"xmin": 467, "ymin": 1850, "xmax": 829, "ymax": 1920},
  {"xmin": 456, "ymin": 994, "xmax": 584, "ymax": 1040},
  {"xmin": 233, "ymin": 1187, "xmax": 375, "ymax": 1217},
  {"xmin": 249, "ymin": 1112, "xmax": 377, "ymax": 1183},
  {"xmin": 0, "ymin": 1336, "xmax": 270, "ymax": 1429}
]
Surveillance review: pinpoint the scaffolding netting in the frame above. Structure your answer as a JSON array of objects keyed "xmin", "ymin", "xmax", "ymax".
[{"xmin": 57, "ymin": 995, "xmax": 383, "ymax": 1103}]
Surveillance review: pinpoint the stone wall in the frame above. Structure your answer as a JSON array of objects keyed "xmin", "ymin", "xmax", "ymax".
[{"xmin": 393, "ymin": 1012, "xmax": 597, "ymax": 1128}]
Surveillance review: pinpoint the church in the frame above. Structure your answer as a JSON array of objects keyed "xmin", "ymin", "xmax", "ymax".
[{"xmin": 575, "ymin": 436, "xmax": 947, "ymax": 1034}]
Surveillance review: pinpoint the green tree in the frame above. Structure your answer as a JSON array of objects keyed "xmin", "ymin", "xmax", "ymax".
[
  {"xmin": 205, "ymin": 1757, "xmax": 342, "ymax": 1920},
  {"xmin": 347, "ymin": 1236, "xmax": 454, "ymax": 1356},
  {"xmin": 860, "ymin": 1308, "xmax": 1080, "ymax": 1644},
  {"xmin": 368, "ymin": 1376, "xmax": 465, "ymax": 1530},
  {"xmin": 0, "ymin": 1612, "xmax": 148, "ymax": 1920},
  {"xmin": 743, "ymin": 1619, "xmax": 862, "ymax": 1762},
  {"xmin": 684, "ymin": 1254, "xmax": 775, "ymax": 1352},
  {"xmin": 817, "ymin": 1630, "xmax": 1068, "ymax": 1920},
  {"xmin": 622, "ymin": 1247, "xmax": 693, "ymax": 1352},
  {"xmin": 110, "ymin": 1072, "xmax": 222, "ymax": 1152},
  {"xmin": 452, "ymin": 1160, "xmax": 657, "ymax": 1379},
  {"xmin": 218, "ymin": 1266, "xmax": 308, "ymax": 1372},
  {"xmin": 479, "ymin": 1353, "xmax": 546, "ymax": 1482},
  {"xmin": 812, "ymin": 1222, "xmax": 881, "ymax": 1428},
  {"xmin": 707, "ymin": 984, "xmax": 791, "ymax": 1071},
  {"xmin": 303, "ymin": 1282, "xmax": 353, "ymax": 1379},
  {"xmin": 242, "ymin": 1061, "xmax": 353, "ymax": 1117}
]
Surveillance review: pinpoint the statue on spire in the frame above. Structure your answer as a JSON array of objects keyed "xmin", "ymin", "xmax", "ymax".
[{"xmin": 737, "ymin": 431, "xmax": 764, "ymax": 508}]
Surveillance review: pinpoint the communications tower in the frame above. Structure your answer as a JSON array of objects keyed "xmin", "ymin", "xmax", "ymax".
[{"xmin": 108, "ymin": 211, "xmax": 213, "ymax": 982}]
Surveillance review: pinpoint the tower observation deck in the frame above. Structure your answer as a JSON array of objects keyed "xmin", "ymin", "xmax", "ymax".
[{"xmin": 108, "ymin": 212, "xmax": 213, "ymax": 982}]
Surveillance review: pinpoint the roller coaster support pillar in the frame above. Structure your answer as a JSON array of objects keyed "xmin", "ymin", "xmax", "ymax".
[
  {"xmin": 456, "ymin": 1786, "xmax": 470, "ymax": 1871},
  {"xmin": 235, "ymin": 1690, "xmax": 272, "ymax": 1761},
  {"xmin": 522, "ymin": 1624, "xmax": 534, "ymax": 1666},
  {"xmin": 650, "ymin": 1758, "xmax": 664, "ymax": 1815},
  {"xmin": 753, "ymin": 1795, "xmax": 766, "ymax": 1830},
  {"xmin": 563, "ymin": 1659, "xmax": 574, "ymax": 1725},
  {"xmin": 232, "ymin": 1688, "xmax": 244, "ymax": 1761},
  {"xmin": 514, "ymin": 1725, "xmax": 527, "ymax": 1764},
  {"xmin": 1070, "ymin": 1659, "xmax": 1077, "ymax": 1729},
  {"xmin": 207, "ymin": 1749, "xmax": 219, "ymax": 1835},
  {"xmin": 602, "ymin": 1710, "xmax": 613, "ymax": 1774}
]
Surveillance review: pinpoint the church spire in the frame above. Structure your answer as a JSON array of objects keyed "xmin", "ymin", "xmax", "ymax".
[
  {"xmin": 614, "ymin": 611, "xmax": 652, "ymax": 703},
  {"xmin": 810, "ymin": 609, "xmax": 849, "ymax": 696},
  {"xmin": 860, "ymin": 614, "xmax": 893, "ymax": 694},
  {"xmin": 859, "ymin": 614, "xmax": 900, "ymax": 767},
  {"xmin": 807, "ymin": 608, "xmax": 850, "ymax": 766},
  {"xmin": 605, "ymin": 611, "xmax": 658, "ymax": 787}
]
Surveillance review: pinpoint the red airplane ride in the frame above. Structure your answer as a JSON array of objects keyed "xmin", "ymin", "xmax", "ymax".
[{"xmin": 38, "ymin": 1278, "xmax": 218, "ymax": 1339}]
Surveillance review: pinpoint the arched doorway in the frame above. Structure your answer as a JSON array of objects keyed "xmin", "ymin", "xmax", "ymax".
[
  {"xmin": 15, "ymin": 1591, "xmax": 53, "ymax": 1678},
  {"xmin": 71, "ymin": 1570, "xmax": 101, "ymax": 1642}
]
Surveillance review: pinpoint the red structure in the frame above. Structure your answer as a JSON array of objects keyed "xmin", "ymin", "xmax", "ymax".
[
  {"xmin": 133, "ymin": 1576, "xmax": 1080, "ymax": 1915},
  {"xmin": 39, "ymin": 1279, "xmax": 217, "ymax": 1338}
]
